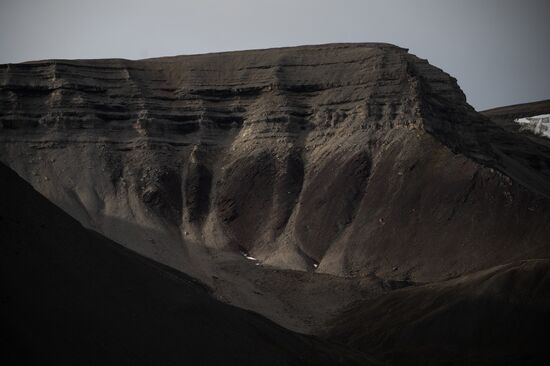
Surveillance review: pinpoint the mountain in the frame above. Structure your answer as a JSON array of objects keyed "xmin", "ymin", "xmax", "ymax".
[
  {"xmin": 481, "ymin": 99, "xmax": 550, "ymax": 124},
  {"xmin": 2, "ymin": 43, "xmax": 549, "ymax": 279},
  {"xmin": 1, "ymin": 43, "xmax": 550, "ymax": 363},
  {"xmin": 0, "ymin": 162, "xmax": 367, "ymax": 365}
]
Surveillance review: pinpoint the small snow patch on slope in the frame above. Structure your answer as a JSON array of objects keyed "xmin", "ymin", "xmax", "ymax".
[
  {"xmin": 239, "ymin": 247, "xmax": 259, "ymax": 262},
  {"xmin": 514, "ymin": 114, "xmax": 550, "ymax": 138}
]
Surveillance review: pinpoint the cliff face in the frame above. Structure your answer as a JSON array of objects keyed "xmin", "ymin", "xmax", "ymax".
[{"xmin": 1, "ymin": 43, "xmax": 550, "ymax": 286}]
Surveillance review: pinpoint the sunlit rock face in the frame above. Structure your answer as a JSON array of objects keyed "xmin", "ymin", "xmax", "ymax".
[{"xmin": 515, "ymin": 114, "xmax": 550, "ymax": 138}]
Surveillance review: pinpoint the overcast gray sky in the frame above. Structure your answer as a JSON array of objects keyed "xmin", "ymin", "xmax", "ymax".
[{"xmin": 1, "ymin": 0, "xmax": 549, "ymax": 110}]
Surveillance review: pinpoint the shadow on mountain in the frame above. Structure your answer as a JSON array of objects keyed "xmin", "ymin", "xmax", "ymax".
[{"xmin": 0, "ymin": 163, "xmax": 368, "ymax": 366}]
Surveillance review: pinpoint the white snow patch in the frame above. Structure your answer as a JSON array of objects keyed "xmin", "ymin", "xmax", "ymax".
[
  {"xmin": 514, "ymin": 114, "xmax": 550, "ymax": 138},
  {"xmin": 313, "ymin": 263, "xmax": 319, "ymax": 269},
  {"xmin": 240, "ymin": 251, "xmax": 258, "ymax": 261}
]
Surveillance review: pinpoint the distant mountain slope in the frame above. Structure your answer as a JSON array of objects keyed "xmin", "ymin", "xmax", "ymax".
[
  {"xmin": 481, "ymin": 99, "xmax": 550, "ymax": 140},
  {"xmin": 0, "ymin": 162, "xmax": 367, "ymax": 365},
  {"xmin": 481, "ymin": 99, "xmax": 550, "ymax": 123}
]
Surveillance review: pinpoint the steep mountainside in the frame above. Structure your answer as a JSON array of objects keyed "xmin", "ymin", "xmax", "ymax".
[
  {"xmin": 0, "ymin": 162, "xmax": 367, "ymax": 365},
  {"xmin": 1, "ymin": 43, "xmax": 550, "ymax": 333}
]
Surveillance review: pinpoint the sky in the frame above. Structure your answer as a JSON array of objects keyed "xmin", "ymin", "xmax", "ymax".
[{"xmin": 0, "ymin": 0, "xmax": 549, "ymax": 110}]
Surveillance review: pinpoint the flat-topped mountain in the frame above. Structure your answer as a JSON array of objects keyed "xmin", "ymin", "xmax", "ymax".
[
  {"xmin": 2, "ymin": 45, "xmax": 550, "ymax": 362},
  {"xmin": 2, "ymin": 43, "xmax": 549, "ymax": 280}
]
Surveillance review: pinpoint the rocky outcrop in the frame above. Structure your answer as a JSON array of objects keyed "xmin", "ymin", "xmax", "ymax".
[{"xmin": 1, "ymin": 43, "xmax": 550, "ymax": 286}]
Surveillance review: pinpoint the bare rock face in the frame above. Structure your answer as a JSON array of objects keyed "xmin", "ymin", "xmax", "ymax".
[{"xmin": 1, "ymin": 43, "xmax": 550, "ymax": 286}]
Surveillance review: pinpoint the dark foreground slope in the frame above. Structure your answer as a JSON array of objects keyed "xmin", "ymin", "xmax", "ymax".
[
  {"xmin": 0, "ymin": 163, "xmax": 367, "ymax": 366},
  {"xmin": 329, "ymin": 260, "xmax": 550, "ymax": 365}
]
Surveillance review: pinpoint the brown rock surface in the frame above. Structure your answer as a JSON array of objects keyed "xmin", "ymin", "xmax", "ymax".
[{"xmin": 1, "ymin": 44, "xmax": 550, "ymax": 338}]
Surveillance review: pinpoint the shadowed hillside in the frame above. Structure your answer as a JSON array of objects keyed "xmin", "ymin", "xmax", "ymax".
[
  {"xmin": 0, "ymin": 162, "xmax": 367, "ymax": 365},
  {"xmin": 328, "ymin": 260, "xmax": 550, "ymax": 365}
]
